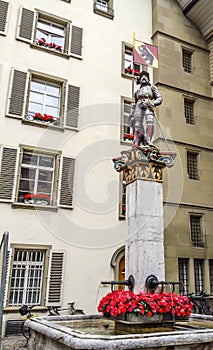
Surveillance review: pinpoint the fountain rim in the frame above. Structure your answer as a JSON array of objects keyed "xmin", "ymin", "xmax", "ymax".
[{"xmin": 25, "ymin": 313, "xmax": 213, "ymax": 348}]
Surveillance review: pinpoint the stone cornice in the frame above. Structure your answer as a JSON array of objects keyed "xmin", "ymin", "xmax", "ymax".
[{"xmin": 155, "ymin": 82, "xmax": 213, "ymax": 101}]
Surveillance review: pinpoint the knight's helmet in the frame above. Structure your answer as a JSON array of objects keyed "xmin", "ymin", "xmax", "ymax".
[{"xmin": 136, "ymin": 71, "xmax": 150, "ymax": 85}]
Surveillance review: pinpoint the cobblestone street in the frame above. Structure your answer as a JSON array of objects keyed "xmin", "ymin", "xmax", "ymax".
[{"xmin": 1, "ymin": 336, "xmax": 26, "ymax": 350}]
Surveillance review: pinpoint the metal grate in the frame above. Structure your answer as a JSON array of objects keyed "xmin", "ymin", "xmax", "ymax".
[
  {"xmin": 190, "ymin": 215, "xmax": 203, "ymax": 247},
  {"xmin": 9, "ymin": 249, "xmax": 45, "ymax": 306},
  {"xmin": 184, "ymin": 99, "xmax": 194, "ymax": 124},
  {"xmin": 178, "ymin": 258, "xmax": 189, "ymax": 294},
  {"xmin": 5, "ymin": 320, "xmax": 24, "ymax": 336},
  {"xmin": 182, "ymin": 49, "xmax": 192, "ymax": 73},
  {"xmin": 94, "ymin": 1, "xmax": 114, "ymax": 17},
  {"xmin": 194, "ymin": 259, "xmax": 204, "ymax": 295},
  {"xmin": 187, "ymin": 151, "xmax": 198, "ymax": 180}
]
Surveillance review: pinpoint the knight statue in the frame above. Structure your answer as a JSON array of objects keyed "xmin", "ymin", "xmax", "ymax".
[{"xmin": 129, "ymin": 71, "xmax": 162, "ymax": 146}]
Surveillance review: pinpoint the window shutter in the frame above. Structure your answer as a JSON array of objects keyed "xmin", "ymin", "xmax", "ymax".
[
  {"xmin": 16, "ymin": 7, "xmax": 36, "ymax": 43},
  {"xmin": 6, "ymin": 68, "xmax": 28, "ymax": 118},
  {"xmin": 46, "ymin": 250, "xmax": 65, "ymax": 306},
  {"xmin": 65, "ymin": 84, "xmax": 80, "ymax": 129},
  {"xmin": 0, "ymin": 1, "xmax": 10, "ymax": 35},
  {"xmin": 0, "ymin": 147, "xmax": 18, "ymax": 202},
  {"xmin": 3, "ymin": 249, "xmax": 12, "ymax": 308},
  {"xmin": 59, "ymin": 157, "xmax": 75, "ymax": 208},
  {"xmin": 70, "ymin": 25, "xmax": 83, "ymax": 58}
]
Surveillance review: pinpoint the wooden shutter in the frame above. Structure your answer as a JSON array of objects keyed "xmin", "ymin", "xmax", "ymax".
[
  {"xmin": 0, "ymin": 1, "xmax": 10, "ymax": 35},
  {"xmin": 6, "ymin": 68, "xmax": 28, "ymax": 118},
  {"xmin": 3, "ymin": 249, "xmax": 12, "ymax": 307},
  {"xmin": 59, "ymin": 157, "xmax": 75, "ymax": 208},
  {"xmin": 65, "ymin": 84, "xmax": 80, "ymax": 129},
  {"xmin": 0, "ymin": 147, "xmax": 18, "ymax": 202},
  {"xmin": 46, "ymin": 250, "xmax": 64, "ymax": 306},
  {"xmin": 70, "ymin": 25, "xmax": 83, "ymax": 58},
  {"xmin": 16, "ymin": 7, "xmax": 36, "ymax": 43}
]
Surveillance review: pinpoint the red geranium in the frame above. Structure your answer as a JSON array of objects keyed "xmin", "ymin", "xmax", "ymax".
[
  {"xmin": 97, "ymin": 290, "xmax": 193, "ymax": 318},
  {"xmin": 24, "ymin": 193, "xmax": 51, "ymax": 202}
]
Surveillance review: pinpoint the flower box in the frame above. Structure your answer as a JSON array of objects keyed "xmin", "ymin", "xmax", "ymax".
[
  {"xmin": 24, "ymin": 194, "xmax": 51, "ymax": 206},
  {"xmin": 37, "ymin": 38, "xmax": 63, "ymax": 52}
]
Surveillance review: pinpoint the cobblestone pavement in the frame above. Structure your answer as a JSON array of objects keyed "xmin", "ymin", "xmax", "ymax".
[{"xmin": 1, "ymin": 336, "xmax": 26, "ymax": 349}]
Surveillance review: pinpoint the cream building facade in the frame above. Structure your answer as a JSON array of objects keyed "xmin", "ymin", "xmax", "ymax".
[{"xmin": 0, "ymin": 0, "xmax": 212, "ymax": 336}]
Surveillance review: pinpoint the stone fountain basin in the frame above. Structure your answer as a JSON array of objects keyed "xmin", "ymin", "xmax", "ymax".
[{"xmin": 26, "ymin": 313, "xmax": 213, "ymax": 350}]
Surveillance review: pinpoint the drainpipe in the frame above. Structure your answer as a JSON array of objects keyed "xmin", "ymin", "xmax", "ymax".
[{"xmin": 0, "ymin": 232, "xmax": 9, "ymax": 347}]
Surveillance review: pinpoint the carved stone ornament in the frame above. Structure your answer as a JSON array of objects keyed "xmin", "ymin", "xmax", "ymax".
[{"xmin": 112, "ymin": 145, "xmax": 176, "ymax": 185}]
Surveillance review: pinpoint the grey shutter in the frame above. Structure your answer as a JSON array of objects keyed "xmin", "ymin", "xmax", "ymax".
[
  {"xmin": 70, "ymin": 25, "xmax": 83, "ymax": 58},
  {"xmin": 6, "ymin": 69, "xmax": 28, "ymax": 118},
  {"xmin": 3, "ymin": 249, "xmax": 12, "ymax": 307},
  {"xmin": 59, "ymin": 157, "xmax": 75, "ymax": 208},
  {"xmin": 65, "ymin": 84, "xmax": 80, "ymax": 129},
  {"xmin": 17, "ymin": 7, "xmax": 35, "ymax": 43},
  {"xmin": 0, "ymin": 1, "xmax": 9, "ymax": 35},
  {"xmin": 46, "ymin": 251, "xmax": 64, "ymax": 306},
  {"xmin": 0, "ymin": 147, "xmax": 18, "ymax": 202}
]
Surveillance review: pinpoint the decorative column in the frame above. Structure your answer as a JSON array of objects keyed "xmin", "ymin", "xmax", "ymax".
[{"xmin": 113, "ymin": 145, "xmax": 176, "ymax": 293}]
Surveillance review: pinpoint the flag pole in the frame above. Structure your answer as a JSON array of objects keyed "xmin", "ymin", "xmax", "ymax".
[{"xmin": 132, "ymin": 32, "xmax": 136, "ymax": 104}]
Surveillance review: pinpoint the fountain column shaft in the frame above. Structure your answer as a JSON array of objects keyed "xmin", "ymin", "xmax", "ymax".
[{"xmin": 125, "ymin": 179, "xmax": 165, "ymax": 292}]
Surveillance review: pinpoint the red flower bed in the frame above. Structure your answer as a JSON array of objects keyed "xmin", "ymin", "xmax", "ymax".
[
  {"xmin": 125, "ymin": 68, "xmax": 140, "ymax": 76},
  {"xmin": 124, "ymin": 133, "xmax": 134, "ymax": 140},
  {"xmin": 98, "ymin": 290, "xmax": 193, "ymax": 318}
]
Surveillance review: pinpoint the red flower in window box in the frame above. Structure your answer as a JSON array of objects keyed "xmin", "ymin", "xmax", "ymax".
[
  {"xmin": 32, "ymin": 113, "xmax": 58, "ymax": 125},
  {"xmin": 24, "ymin": 193, "xmax": 51, "ymax": 205},
  {"xmin": 37, "ymin": 38, "xmax": 63, "ymax": 52},
  {"xmin": 124, "ymin": 133, "xmax": 134, "ymax": 141}
]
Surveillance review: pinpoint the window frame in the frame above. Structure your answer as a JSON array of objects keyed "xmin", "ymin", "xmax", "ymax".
[
  {"xmin": 184, "ymin": 97, "xmax": 195, "ymax": 125},
  {"xmin": 14, "ymin": 145, "xmax": 61, "ymax": 208},
  {"xmin": 209, "ymin": 260, "xmax": 213, "ymax": 295},
  {"xmin": 119, "ymin": 173, "xmax": 126, "ymax": 219},
  {"xmin": 120, "ymin": 96, "xmax": 134, "ymax": 145},
  {"xmin": 190, "ymin": 214, "xmax": 204, "ymax": 248},
  {"xmin": 178, "ymin": 258, "xmax": 189, "ymax": 295},
  {"xmin": 182, "ymin": 47, "xmax": 194, "ymax": 74},
  {"xmin": 25, "ymin": 71, "xmax": 66, "ymax": 128},
  {"xmin": 7, "ymin": 244, "xmax": 51, "ymax": 307},
  {"xmin": 93, "ymin": 0, "xmax": 114, "ymax": 19},
  {"xmin": 187, "ymin": 150, "xmax": 199, "ymax": 180},
  {"xmin": 33, "ymin": 11, "xmax": 71, "ymax": 56},
  {"xmin": 121, "ymin": 41, "xmax": 143, "ymax": 79},
  {"xmin": 194, "ymin": 258, "xmax": 204, "ymax": 295}
]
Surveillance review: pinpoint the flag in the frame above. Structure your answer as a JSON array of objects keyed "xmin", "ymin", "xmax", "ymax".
[{"xmin": 133, "ymin": 40, "xmax": 158, "ymax": 68}]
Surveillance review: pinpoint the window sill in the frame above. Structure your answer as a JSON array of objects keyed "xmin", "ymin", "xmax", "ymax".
[
  {"xmin": 122, "ymin": 72, "xmax": 134, "ymax": 80},
  {"xmin": 93, "ymin": 8, "xmax": 114, "ymax": 20},
  {"xmin": 22, "ymin": 119, "xmax": 64, "ymax": 131},
  {"xmin": 4, "ymin": 306, "xmax": 48, "ymax": 313},
  {"xmin": 120, "ymin": 140, "xmax": 134, "ymax": 146},
  {"xmin": 31, "ymin": 43, "xmax": 70, "ymax": 59},
  {"xmin": 12, "ymin": 202, "xmax": 58, "ymax": 212},
  {"xmin": 119, "ymin": 215, "xmax": 126, "ymax": 220}
]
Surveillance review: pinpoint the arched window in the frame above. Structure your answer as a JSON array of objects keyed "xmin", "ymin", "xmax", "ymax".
[{"xmin": 111, "ymin": 246, "xmax": 125, "ymax": 289}]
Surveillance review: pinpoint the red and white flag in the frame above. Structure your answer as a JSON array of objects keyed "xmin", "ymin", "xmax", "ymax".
[{"xmin": 133, "ymin": 40, "xmax": 158, "ymax": 68}]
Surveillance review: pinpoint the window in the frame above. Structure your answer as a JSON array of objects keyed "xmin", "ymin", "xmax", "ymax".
[
  {"xmin": 182, "ymin": 48, "xmax": 193, "ymax": 73},
  {"xmin": 178, "ymin": 258, "xmax": 189, "ymax": 294},
  {"xmin": 209, "ymin": 260, "xmax": 213, "ymax": 295},
  {"xmin": 121, "ymin": 97, "xmax": 134, "ymax": 143},
  {"xmin": 0, "ymin": 146, "xmax": 76, "ymax": 209},
  {"xmin": 17, "ymin": 8, "xmax": 83, "ymax": 58},
  {"xmin": 17, "ymin": 151, "xmax": 56, "ymax": 206},
  {"xmin": 194, "ymin": 259, "xmax": 204, "ymax": 294},
  {"xmin": 27, "ymin": 78, "xmax": 61, "ymax": 125},
  {"xmin": 122, "ymin": 43, "xmax": 143, "ymax": 77},
  {"xmin": 6, "ymin": 68, "xmax": 80, "ymax": 130},
  {"xmin": 190, "ymin": 215, "xmax": 204, "ymax": 247},
  {"xmin": 6, "ymin": 246, "xmax": 65, "ymax": 307},
  {"xmin": 93, "ymin": 0, "xmax": 114, "ymax": 19},
  {"xmin": 9, "ymin": 249, "xmax": 46, "ymax": 306},
  {"xmin": 36, "ymin": 18, "xmax": 65, "ymax": 53},
  {"xmin": 119, "ymin": 173, "xmax": 126, "ymax": 218},
  {"xmin": 184, "ymin": 98, "xmax": 195, "ymax": 124},
  {"xmin": 187, "ymin": 151, "xmax": 199, "ymax": 180},
  {"xmin": 0, "ymin": 0, "xmax": 10, "ymax": 35}
]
